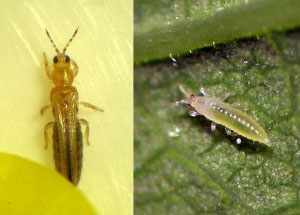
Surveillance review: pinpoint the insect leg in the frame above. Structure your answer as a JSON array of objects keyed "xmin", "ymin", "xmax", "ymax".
[
  {"xmin": 40, "ymin": 105, "xmax": 51, "ymax": 115},
  {"xmin": 44, "ymin": 122, "xmax": 54, "ymax": 149},
  {"xmin": 71, "ymin": 60, "xmax": 78, "ymax": 77},
  {"xmin": 43, "ymin": 53, "xmax": 52, "ymax": 80},
  {"xmin": 225, "ymin": 127, "xmax": 238, "ymax": 136},
  {"xmin": 199, "ymin": 87, "xmax": 209, "ymax": 96},
  {"xmin": 211, "ymin": 122, "xmax": 217, "ymax": 132},
  {"xmin": 79, "ymin": 119, "xmax": 90, "ymax": 146},
  {"xmin": 225, "ymin": 127, "xmax": 232, "ymax": 135},
  {"xmin": 188, "ymin": 110, "xmax": 199, "ymax": 117},
  {"xmin": 79, "ymin": 102, "xmax": 104, "ymax": 112}
]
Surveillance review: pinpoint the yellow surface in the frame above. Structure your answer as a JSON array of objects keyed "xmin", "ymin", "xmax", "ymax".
[
  {"xmin": 0, "ymin": 152, "xmax": 96, "ymax": 215},
  {"xmin": 0, "ymin": 1, "xmax": 133, "ymax": 215}
]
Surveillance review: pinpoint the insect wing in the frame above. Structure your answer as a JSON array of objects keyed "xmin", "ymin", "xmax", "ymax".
[
  {"xmin": 52, "ymin": 91, "xmax": 82, "ymax": 184},
  {"xmin": 52, "ymin": 98, "xmax": 69, "ymax": 180}
]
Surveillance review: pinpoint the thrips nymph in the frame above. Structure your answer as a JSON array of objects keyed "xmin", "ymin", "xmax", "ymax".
[
  {"xmin": 174, "ymin": 84, "xmax": 270, "ymax": 146},
  {"xmin": 40, "ymin": 28, "xmax": 103, "ymax": 185}
]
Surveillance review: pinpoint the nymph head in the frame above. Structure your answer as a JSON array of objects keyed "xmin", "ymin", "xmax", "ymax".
[{"xmin": 173, "ymin": 84, "xmax": 197, "ymax": 108}]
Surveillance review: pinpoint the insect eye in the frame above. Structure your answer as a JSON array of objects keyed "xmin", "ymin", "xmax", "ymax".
[
  {"xmin": 53, "ymin": 56, "xmax": 58, "ymax": 63},
  {"xmin": 190, "ymin": 94, "xmax": 196, "ymax": 102},
  {"xmin": 65, "ymin": 55, "xmax": 70, "ymax": 63}
]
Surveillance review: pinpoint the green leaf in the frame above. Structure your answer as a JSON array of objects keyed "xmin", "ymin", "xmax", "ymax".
[
  {"xmin": 0, "ymin": 152, "xmax": 96, "ymax": 215},
  {"xmin": 134, "ymin": 29, "xmax": 300, "ymax": 214},
  {"xmin": 135, "ymin": 0, "xmax": 300, "ymax": 64}
]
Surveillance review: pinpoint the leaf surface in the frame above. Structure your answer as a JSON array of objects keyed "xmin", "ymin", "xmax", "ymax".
[
  {"xmin": 135, "ymin": 0, "xmax": 300, "ymax": 64},
  {"xmin": 135, "ymin": 30, "xmax": 300, "ymax": 214}
]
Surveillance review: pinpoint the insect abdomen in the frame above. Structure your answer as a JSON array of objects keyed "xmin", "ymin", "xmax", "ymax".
[
  {"xmin": 197, "ymin": 98, "xmax": 269, "ymax": 145},
  {"xmin": 53, "ymin": 120, "xmax": 83, "ymax": 185},
  {"xmin": 71, "ymin": 120, "xmax": 83, "ymax": 185}
]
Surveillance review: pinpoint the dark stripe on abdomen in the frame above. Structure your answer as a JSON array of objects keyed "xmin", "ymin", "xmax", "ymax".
[{"xmin": 52, "ymin": 120, "xmax": 83, "ymax": 185}]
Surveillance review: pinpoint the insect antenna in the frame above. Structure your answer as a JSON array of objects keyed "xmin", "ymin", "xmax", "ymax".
[
  {"xmin": 178, "ymin": 84, "xmax": 192, "ymax": 98},
  {"xmin": 62, "ymin": 27, "xmax": 79, "ymax": 54},
  {"xmin": 172, "ymin": 100, "xmax": 186, "ymax": 106},
  {"xmin": 45, "ymin": 29, "xmax": 60, "ymax": 54},
  {"xmin": 166, "ymin": 99, "xmax": 186, "ymax": 110}
]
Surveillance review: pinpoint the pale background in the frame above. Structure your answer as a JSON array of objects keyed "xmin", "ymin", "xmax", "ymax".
[{"xmin": 0, "ymin": 1, "xmax": 132, "ymax": 215}]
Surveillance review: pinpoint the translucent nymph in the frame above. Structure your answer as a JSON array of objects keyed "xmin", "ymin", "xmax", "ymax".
[{"xmin": 175, "ymin": 85, "xmax": 270, "ymax": 146}]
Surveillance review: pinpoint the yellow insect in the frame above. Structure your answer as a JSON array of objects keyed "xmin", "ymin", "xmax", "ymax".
[
  {"xmin": 40, "ymin": 28, "xmax": 103, "ymax": 185},
  {"xmin": 175, "ymin": 84, "xmax": 270, "ymax": 146}
]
